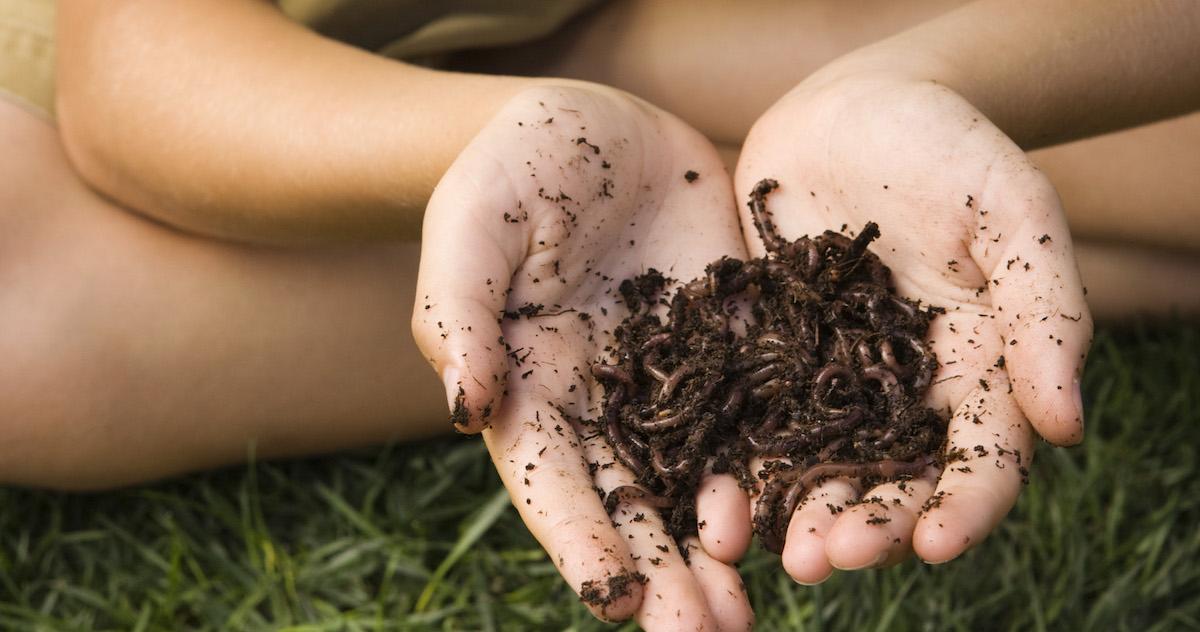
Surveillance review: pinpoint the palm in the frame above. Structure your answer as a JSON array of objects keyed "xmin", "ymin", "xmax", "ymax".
[
  {"xmin": 734, "ymin": 76, "xmax": 1092, "ymax": 581},
  {"xmin": 415, "ymin": 85, "xmax": 752, "ymax": 628}
]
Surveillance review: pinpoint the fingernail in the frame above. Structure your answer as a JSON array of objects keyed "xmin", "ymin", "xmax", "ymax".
[
  {"xmin": 838, "ymin": 551, "xmax": 888, "ymax": 571},
  {"xmin": 444, "ymin": 367, "xmax": 466, "ymax": 420}
]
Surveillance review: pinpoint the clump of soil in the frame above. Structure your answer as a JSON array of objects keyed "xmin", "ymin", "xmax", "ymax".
[
  {"xmin": 591, "ymin": 179, "xmax": 947, "ymax": 553},
  {"xmin": 579, "ymin": 570, "xmax": 647, "ymax": 610}
]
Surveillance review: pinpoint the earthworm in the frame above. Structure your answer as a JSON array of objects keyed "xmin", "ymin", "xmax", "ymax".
[
  {"xmin": 856, "ymin": 339, "xmax": 876, "ymax": 368},
  {"xmin": 651, "ymin": 447, "xmax": 692, "ymax": 479},
  {"xmin": 747, "ymin": 363, "xmax": 782, "ymax": 387},
  {"xmin": 879, "ymin": 338, "xmax": 903, "ymax": 375},
  {"xmin": 814, "ymin": 364, "xmax": 851, "ymax": 394},
  {"xmin": 803, "ymin": 240, "xmax": 821, "ymax": 279},
  {"xmin": 605, "ymin": 400, "xmax": 644, "ymax": 473},
  {"xmin": 600, "ymin": 381, "xmax": 646, "ymax": 469},
  {"xmin": 759, "ymin": 353, "xmax": 789, "ymax": 372},
  {"xmin": 874, "ymin": 428, "xmax": 900, "ymax": 450},
  {"xmin": 592, "ymin": 363, "xmax": 635, "ymax": 389},
  {"xmin": 734, "ymin": 352, "xmax": 780, "ymax": 369},
  {"xmin": 605, "ymin": 485, "xmax": 676, "ymax": 515},
  {"xmin": 757, "ymin": 332, "xmax": 787, "ymax": 348},
  {"xmin": 641, "ymin": 332, "xmax": 672, "ymax": 352},
  {"xmin": 680, "ymin": 278, "xmax": 710, "ymax": 300},
  {"xmin": 756, "ymin": 455, "xmax": 933, "ymax": 553},
  {"xmin": 829, "ymin": 329, "xmax": 858, "ymax": 365},
  {"xmin": 860, "ymin": 255, "xmax": 889, "ymax": 286},
  {"xmin": 720, "ymin": 386, "xmax": 747, "ymax": 418},
  {"xmin": 721, "ymin": 261, "xmax": 766, "ymax": 294},
  {"xmin": 747, "ymin": 430, "xmax": 802, "ymax": 456},
  {"xmin": 750, "ymin": 378, "xmax": 787, "ymax": 401},
  {"xmin": 658, "ymin": 365, "xmax": 696, "ymax": 401},
  {"xmin": 787, "ymin": 407, "xmax": 865, "ymax": 450},
  {"xmin": 743, "ymin": 432, "xmax": 771, "ymax": 453},
  {"xmin": 759, "ymin": 409, "xmax": 785, "ymax": 434},
  {"xmin": 748, "ymin": 178, "xmax": 785, "ymax": 254},
  {"xmin": 862, "ymin": 364, "xmax": 899, "ymax": 393},
  {"xmin": 642, "ymin": 361, "xmax": 670, "ymax": 384},
  {"xmin": 636, "ymin": 409, "xmax": 688, "ymax": 432},
  {"xmin": 816, "ymin": 438, "xmax": 847, "ymax": 462},
  {"xmin": 896, "ymin": 332, "xmax": 936, "ymax": 392},
  {"xmin": 890, "ymin": 295, "xmax": 918, "ymax": 319},
  {"xmin": 587, "ymin": 178, "xmax": 944, "ymax": 554},
  {"xmin": 813, "ymin": 364, "xmax": 854, "ymax": 405}
]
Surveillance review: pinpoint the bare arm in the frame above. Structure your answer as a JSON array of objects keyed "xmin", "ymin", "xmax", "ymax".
[
  {"xmin": 824, "ymin": 0, "xmax": 1200, "ymax": 149},
  {"xmin": 56, "ymin": 0, "xmax": 546, "ymax": 244}
]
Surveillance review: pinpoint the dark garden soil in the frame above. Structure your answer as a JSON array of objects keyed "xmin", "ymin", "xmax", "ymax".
[{"xmin": 590, "ymin": 179, "xmax": 948, "ymax": 553}]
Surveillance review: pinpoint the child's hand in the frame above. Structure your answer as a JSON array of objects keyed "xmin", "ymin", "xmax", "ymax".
[
  {"xmin": 413, "ymin": 85, "xmax": 753, "ymax": 629},
  {"xmin": 734, "ymin": 70, "xmax": 1093, "ymax": 583}
]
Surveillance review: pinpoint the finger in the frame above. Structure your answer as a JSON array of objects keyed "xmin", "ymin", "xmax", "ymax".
[
  {"xmin": 682, "ymin": 537, "xmax": 755, "ymax": 632},
  {"xmin": 413, "ymin": 148, "xmax": 526, "ymax": 432},
  {"xmin": 913, "ymin": 377, "xmax": 1034, "ymax": 564},
  {"xmin": 484, "ymin": 394, "xmax": 642, "ymax": 622},
  {"xmin": 972, "ymin": 161, "xmax": 1093, "ymax": 445},
  {"xmin": 778, "ymin": 478, "xmax": 858, "ymax": 585},
  {"xmin": 695, "ymin": 471, "xmax": 752, "ymax": 564},
  {"xmin": 824, "ymin": 470, "xmax": 938, "ymax": 571},
  {"xmin": 577, "ymin": 405, "xmax": 720, "ymax": 631}
]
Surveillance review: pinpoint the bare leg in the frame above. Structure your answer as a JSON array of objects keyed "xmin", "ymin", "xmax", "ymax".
[
  {"xmin": 0, "ymin": 98, "xmax": 446, "ymax": 490},
  {"xmin": 1073, "ymin": 241, "xmax": 1200, "ymax": 319},
  {"xmin": 1029, "ymin": 112, "xmax": 1200, "ymax": 252}
]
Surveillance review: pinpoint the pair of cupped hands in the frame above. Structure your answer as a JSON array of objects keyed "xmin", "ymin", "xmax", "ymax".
[{"xmin": 413, "ymin": 65, "xmax": 1093, "ymax": 630}]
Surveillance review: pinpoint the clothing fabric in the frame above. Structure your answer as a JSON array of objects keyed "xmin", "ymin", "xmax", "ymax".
[
  {"xmin": 0, "ymin": 0, "xmax": 599, "ymax": 119},
  {"xmin": 0, "ymin": 0, "xmax": 54, "ymax": 118}
]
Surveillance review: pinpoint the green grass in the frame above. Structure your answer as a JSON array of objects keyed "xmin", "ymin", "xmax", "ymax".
[{"xmin": 1, "ymin": 322, "xmax": 1197, "ymax": 631}]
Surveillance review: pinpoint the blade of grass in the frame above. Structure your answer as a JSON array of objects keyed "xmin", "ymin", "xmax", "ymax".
[{"xmin": 414, "ymin": 487, "xmax": 511, "ymax": 612}]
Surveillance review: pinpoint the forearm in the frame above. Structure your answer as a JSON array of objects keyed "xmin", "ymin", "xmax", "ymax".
[
  {"xmin": 818, "ymin": 0, "xmax": 1200, "ymax": 149},
  {"xmin": 56, "ymin": 0, "xmax": 543, "ymax": 243}
]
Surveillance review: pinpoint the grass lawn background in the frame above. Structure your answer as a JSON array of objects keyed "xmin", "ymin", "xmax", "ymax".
[{"xmin": 1, "ymin": 322, "xmax": 1196, "ymax": 631}]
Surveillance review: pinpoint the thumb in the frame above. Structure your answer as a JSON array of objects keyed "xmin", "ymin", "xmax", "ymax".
[
  {"xmin": 412, "ymin": 152, "xmax": 525, "ymax": 433},
  {"xmin": 972, "ymin": 163, "xmax": 1093, "ymax": 446}
]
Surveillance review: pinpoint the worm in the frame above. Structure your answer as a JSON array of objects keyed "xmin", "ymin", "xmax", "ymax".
[
  {"xmin": 755, "ymin": 455, "xmax": 933, "ymax": 553},
  {"xmin": 651, "ymin": 447, "xmax": 692, "ymax": 479},
  {"xmin": 605, "ymin": 485, "xmax": 676, "ymax": 515},
  {"xmin": 592, "ymin": 363, "xmax": 635, "ymax": 389},
  {"xmin": 751, "ymin": 378, "xmax": 787, "ymax": 401},
  {"xmin": 636, "ymin": 409, "xmax": 688, "ymax": 432},
  {"xmin": 757, "ymin": 332, "xmax": 787, "ymax": 348},
  {"xmin": 862, "ymin": 364, "xmax": 899, "ymax": 393},
  {"xmin": 641, "ymin": 332, "xmax": 673, "ymax": 352},
  {"xmin": 748, "ymin": 178, "xmax": 785, "ymax": 254},
  {"xmin": 658, "ymin": 364, "xmax": 696, "ymax": 401},
  {"xmin": 586, "ymin": 177, "xmax": 944, "ymax": 555},
  {"xmin": 642, "ymin": 361, "xmax": 670, "ymax": 384}
]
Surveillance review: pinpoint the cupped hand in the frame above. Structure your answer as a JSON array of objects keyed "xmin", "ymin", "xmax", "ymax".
[
  {"xmin": 734, "ymin": 71, "xmax": 1093, "ymax": 583},
  {"xmin": 413, "ymin": 84, "xmax": 753, "ymax": 630}
]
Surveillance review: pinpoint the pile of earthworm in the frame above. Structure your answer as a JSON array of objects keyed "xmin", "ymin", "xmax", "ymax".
[{"xmin": 590, "ymin": 179, "xmax": 947, "ymax": 553}]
